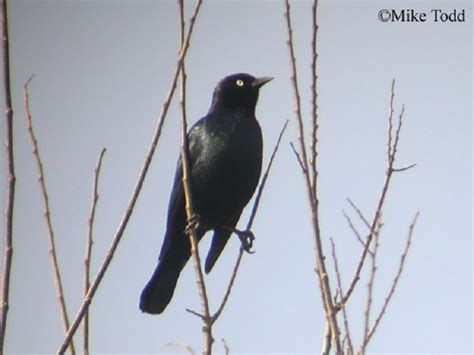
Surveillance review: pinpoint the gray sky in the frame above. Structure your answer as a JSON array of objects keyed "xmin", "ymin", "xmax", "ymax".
[{"xmin": 1, "ymin": 0, "xmax": 472, "ymax": 353}]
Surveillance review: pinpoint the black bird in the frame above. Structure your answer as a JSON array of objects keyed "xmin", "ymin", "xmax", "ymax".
[{"xmin": 140, "ymin": 73, "xmax": 273, "ymax": 314}]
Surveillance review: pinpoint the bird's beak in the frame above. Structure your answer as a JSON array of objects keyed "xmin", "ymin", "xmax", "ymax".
[{"xmin": 252, "ymin": 76, "xmax": 274, "ymax": 89}]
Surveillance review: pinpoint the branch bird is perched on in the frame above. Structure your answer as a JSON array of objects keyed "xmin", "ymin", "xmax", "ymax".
[{"xmin": 140, "ymin": 73, "xmax": 273, "ymax": 314}]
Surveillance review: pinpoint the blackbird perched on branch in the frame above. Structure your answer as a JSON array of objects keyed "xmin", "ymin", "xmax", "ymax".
[{"xmin": 140, "ymin": 73, "xmax": 272, "ymax": 314}]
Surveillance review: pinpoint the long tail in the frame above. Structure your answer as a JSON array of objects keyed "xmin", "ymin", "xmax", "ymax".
[
  {"xmin": 139, "ymin": 257, "xmax": 183, "ymax": 314},
  {"xmin": 139, "ymin": 226, "xmax": 198, "ymax": 314}
]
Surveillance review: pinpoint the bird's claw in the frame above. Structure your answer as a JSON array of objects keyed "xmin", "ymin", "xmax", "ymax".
[
  {"xmin": 185, "ymin": 213, "xmax": 200, "ymax": 235},
  {"xmin": 235, "ymin": 229, "xmax": 255, "ymax": 254}
]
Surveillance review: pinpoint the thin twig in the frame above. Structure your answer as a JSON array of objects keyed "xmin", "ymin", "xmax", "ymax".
[
  {"xmin": 390, "ymin": 105, "xmax": 405, "ymax": 168},
  {"xmin": 56, "ymin": 2, "xmax": 203, "ymax": 353},
  {"xmin": 185, "ymin": 308, "xmax": 205, "ymax": 319},
  {"xmin": 387, "ymin": 79, "xmax": 395, "ymax": 161},
  {"xmin": 361, "ymin": 216, "xmax": 382, "ymax": 354},
  {"xmin": 24, "ymin": 77, "xmax": 75, "ymax": 355},
  {"xmin": 310, "ymin": 0, "xmax": 319, "ymax": 200},
  {"xmin": 177, "ymin": 1, "xmax": 213, "ymax": 353},
  {"xmin": 341, "ymin": 81, "xmax": 406, "ymax": 307},
  {"xmin": 284, "ymin": 1, "xmax": 340, "ymax": 351},
  {"xmin": 342, "ymin": 209, "xmax": 373, "ymax": 256},
  {"xmin": 212, "ymin": 120, "xmax": 288, "ymax": 324},
  {"xmin": 166, "ymin": 342, "xmax": 196, "ymax": 355},
  {"xmin": 330, "ymin": 238, "xmax": 354, "ymax": 354},
  {"xmin": 365, "ymin": 212, "xmax": 419, "ymax": 345},
  {"xmin": 0, "ymin": 1, "xmax": 15, "ymax": 351},
  {"xmin": 391, "ymin": 163, "xmax": 417, "ymax": 173},
  {"xmin": 289, "ymin": 142, "xmax": 306, "ymax": 173},
  {"xmin": 221, "ymin": 338, "xmax": 230, "ymax": 355},
  {"xmin": 283, "ymin": 0, "xmax": 312, "ymax": 195},
  {"xmin": 346, "ymin": 198, "xmax": 371, "ymax": 230},
  {"xmin": 83, "ymin": 148, "xmax": 106, "ymax": 355}
]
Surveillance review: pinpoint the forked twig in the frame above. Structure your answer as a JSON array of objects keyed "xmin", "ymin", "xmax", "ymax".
[
  {"xmin": 24, "ymin": 77, "xmax": 75, "ymax": 355},
  {"xmin": 289, "ymin": 142, "xmax": 306, "ymax": 173},
  {"xmin": 83, "ymin": 148, "xmax": 106, "ymax": 355},
  {"xmin": 342, "ymin": 209, "xmax": 373, "ymax": 256},
  {"xmin": 57, "ymin": 1, "xmax": 203, "ymax": 353},
  {"xmin": 346, "ymin": 198, "xmax": 371, "ymax": 230},
  {"xmin": 341, "ymin": 80, "xmax": 412, "ymax": 307}
]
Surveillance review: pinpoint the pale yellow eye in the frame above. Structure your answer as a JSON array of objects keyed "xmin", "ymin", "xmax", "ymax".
[{"xmin": 236, "ymin": 79, "xmax": 244, "ymax": 87}]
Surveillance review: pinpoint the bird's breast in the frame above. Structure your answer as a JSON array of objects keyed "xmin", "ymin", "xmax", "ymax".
[{"xmin": 191, "ymin": 115, "xmax": 263, "ymax": 223}]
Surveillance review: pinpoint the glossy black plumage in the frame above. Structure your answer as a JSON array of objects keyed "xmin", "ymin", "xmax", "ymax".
[{"xmin": 140, "ymin": 73, "xmax": 272, "ymax": 314}]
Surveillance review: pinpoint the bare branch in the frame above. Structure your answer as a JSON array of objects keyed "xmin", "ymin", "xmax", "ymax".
[
  {"xmin": 57, "ymin": 1, "xmax": 203, "ymax": 353},
  {"xmin": 321, "ymin": 322, "xmax": 331, "ymax": 355},
  {"xmin": 246, "ymin": 120, "xmax": 288, "ymax": 230},
  {"xmin": 24, "ymin": 77, "xmax": 75, "ymax": 355},
  {"xmin": 0, "ymin": 1, "xmax": 15, "ymax": 351},
  {"xmin": 346, "ymin": 198, "xmax": 371, "ymax": 230},
  {"xmin": 289, "ymin": 142, "xmax": 306, "ymax": 173},
  {"xmin": 221, "ymin": 338, "xmax": 230, "ymax": 355},
  {"xmin": 366, "ymin": 212, "xmax": 419, "ymax": 344},
  {"xmin": 387, "ymin": 79, "xmax": 395, "ymax": 160},
  {"xmin": 330, "ymin": 238, "xmax": 354, "ymax": 354},
  {"xmin": 283, "ymin": 0, "xmax": 312, "ymax": 189},
  {"xmin": 391, "ymin": 163, "xmax": 417, "ymax": 173},
  {"xmin": 185, "ymin": 308, "xmax": 205, "ymax": 320},
  {"xmin": 342, "ymin": 210, "xmax": 373, "ymax": 256},
  {"xmin": 177, "ymin": 1, "xmax": 213, "ymax": 352},
  {"xmin": 284, "ymin": 1, "xmax": 340, "ymax": 351},
  {"xmin": 83, "ymin": 148, "xmax": 106, "ymax": 355},
  {"xmin": 310, "ymin": 0, "xmax": 319, "ymax": 200},
  {"xmin": 361, "ymin": 217, "xmax": 382, "ymax": 353},
  {"xmin": 212, "ymin": 120, "xmax": 288, "ymax": 323},
  {"xmin": 390, "ymin": 105, "xmax": 405, "ymax": 167},
  {"xmin": 166, "ymin": 342, "xmax": 196, "ymax": 355},
  {"xmin": 341, "ymin": 81, "xmax": 408, "ymax": 307}
]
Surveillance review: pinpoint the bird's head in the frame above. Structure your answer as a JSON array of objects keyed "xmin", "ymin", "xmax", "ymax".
[{"xmin": 210, "ymin": 73, "xmax": 273, "ymax": 114}]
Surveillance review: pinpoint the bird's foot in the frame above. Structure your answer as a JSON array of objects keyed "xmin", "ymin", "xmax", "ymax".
[
  {"xmin": 234, "ymin": 229, "xmax": 255, "ymax": 254},
  {"xmin": 185, "ymin": 213, "xmax": 201, "ymax": 235}
]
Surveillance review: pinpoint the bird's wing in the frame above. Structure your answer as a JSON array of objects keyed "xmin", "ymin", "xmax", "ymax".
[{"xmin": 158, "ymin": 118, "xmax": 207, "ymax": 260}]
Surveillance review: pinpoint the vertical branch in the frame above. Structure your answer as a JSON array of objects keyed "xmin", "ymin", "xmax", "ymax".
[
  {"xmin": 310, "ymin": 0, "xmax": 319, "ymax": 199},
  {"xmin": 83, "ymin": 148, "xmax": 106, "ymax": 355},
  {"xmin": 0, "ymin": 1, "xmax": 15, "ymax": 352},
  {"xmin": 177, "ymin": 0, "xmax": 213, "ymax": 353},
  {"xmin": 24, "ymin": 78, "xmax": 75, "ymax": 355},
  {"xmin": 364, "ymin": 212, "xmax": 419, "ymax": 346},
  {"xmin": 321, "ymin": 323, "xmax": 331, "ymax": 355},
  {"xmin": 330, "ymin": 238, "xmax": 354, "ymax": 354},
  {"xmin": 361, "ymin": 218, "xmax": 381, "ymax": 353},
  {"xmin": 386, "ymin": 79, "xmax": 395, "ymax": 161},
  {"xmin": 341, "ymin": 81, "xmax": 409, "ymax": 306},
  {"xmin": 283, "ymin": 0, "xmax": 312, "ymax": 191},
  {"xmin": 284, "ymin": 1, "xmax": 340, "ymax": 352},
  {"xmin": 57, "ymin": 1, "xmax": 203, "ymax": 353}
]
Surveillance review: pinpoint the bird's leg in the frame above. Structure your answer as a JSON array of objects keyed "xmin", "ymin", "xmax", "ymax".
[
  {"xmin": 185, "ymin": 213, "xmax": 201, "ymax": 235},
  {"xmin": 219, "ymin": 225, "xmax": 255, "ymax": 253},
  {"xmin": 234, "ymin": 229, "xmax": 255, "ymax": 254}
]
